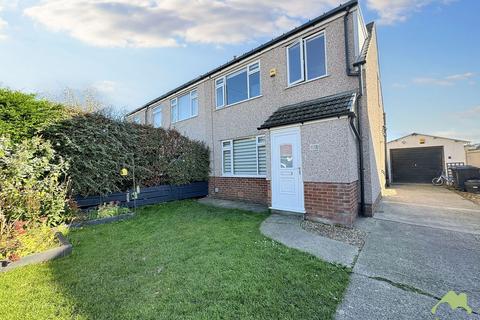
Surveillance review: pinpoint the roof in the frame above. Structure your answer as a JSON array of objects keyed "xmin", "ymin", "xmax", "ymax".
[
  {"xmin": 388, "ymin": 133, "xmax": 470, "ymax": 144},
  {"xmin": 258, "ymin": 91, "xmax": 356, "ymax": 130},
  {"xmin": 353, "ymin": 22, "xmax": 374, "ymax": 66},
  {"xmin": 127, "ymin": 0, "xmax": 359, "ymax": 116}
]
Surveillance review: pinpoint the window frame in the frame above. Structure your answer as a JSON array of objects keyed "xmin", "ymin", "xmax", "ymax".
[
  {"xmin": 222, "ymin": 140, "xmax": 233, "ymax": 175},
  {"xmin": 286, "ymin": 40, "xmax": 305, "ymax": 86},
  {"xmin": 170, "ymin": 89, "xmax": 198, "ymax": 123},
  {"xmin": 152, "ymin": 106, "xmax": 162, "ymax": 128},
  {"xmin": 287, "ymin": 31, "xmax": 328, "ymax": 87},
  {"xmin": 132, "ymin": 114, "xmax": 142, "ymax": 124},
  {"xmin": 215, "ymin": 60, "xmax": 261, "ymax": 109},
  {"xmin": 221, "ymin": 135, "xmax": 266, "ymax": 178}
]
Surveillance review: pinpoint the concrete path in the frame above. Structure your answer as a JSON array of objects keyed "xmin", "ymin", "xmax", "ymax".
[
  {"xmin": 198, "ymin": 197, "xmax": 268, "ymax": 213},
  {"xmin": 260, "ymin": 214, "xmax": 359, "ymax": 267},
  {"xmin": 337, "ymin": 185, "xmax": 480, "ymax": 319}
]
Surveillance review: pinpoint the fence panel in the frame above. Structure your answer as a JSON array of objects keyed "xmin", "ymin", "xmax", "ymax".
[{"xmin": 75, "ymin": 181, "xmax": 208, "ymax": 209}]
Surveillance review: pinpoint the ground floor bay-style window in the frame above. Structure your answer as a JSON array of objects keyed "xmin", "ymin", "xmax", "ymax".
[{"xmin": 222, "ymin": 136, "xmax": 266, "ymax": 177}]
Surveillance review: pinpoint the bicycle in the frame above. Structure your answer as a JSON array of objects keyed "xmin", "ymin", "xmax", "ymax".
[{"xmin": 432, "ymin": 172, "xmax": 454, "ymax": 186}]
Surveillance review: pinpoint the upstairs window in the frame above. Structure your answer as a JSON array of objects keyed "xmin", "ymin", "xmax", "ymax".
[
  {"xmin": 152, "ymin": 107, "xmax": 162, "ymax": 128},
  {"xmin": 171, "ymin": 89, "xmax": 198, "ymax": 123},
  {"xmin": 132, "ymin": 114, "xmax": 142, "ymax": 124},
  {"xmin": 216, "ymin": 61, "xmax": 261, "ymax": 109},
  {"xmin": 287, "ymin": 31, "xmax": 327, "ymax": 86}
]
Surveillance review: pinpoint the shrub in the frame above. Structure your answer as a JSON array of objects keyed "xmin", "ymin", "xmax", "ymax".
[
  {"xmin": 0, "ymin": 223, "xmax": 67, "ymax": 261},
  {"xmin": 0, "ymin": 88, "xmax": 67, "ymax": 143},
  {"xmin": 43, "ymin": 113, "xmax": 210, "ymax": 196},
  {"xmin": 0, "ymin": 136, "xmax": 69, "ymax": 227}
]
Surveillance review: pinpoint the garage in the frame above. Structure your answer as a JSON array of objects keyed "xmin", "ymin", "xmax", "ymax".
[
  {"xmin": 387, "ymin": 133, "xmax": 469, "ymax": 184},
  {"xmin": 390, "ymin": 147, "xmax": 443, "ymax": 183}
]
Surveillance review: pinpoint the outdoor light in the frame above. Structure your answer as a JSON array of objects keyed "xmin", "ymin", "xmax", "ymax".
[{"xmin": 120, "ymin": 168, "xmax": 128, "ymax": 176}]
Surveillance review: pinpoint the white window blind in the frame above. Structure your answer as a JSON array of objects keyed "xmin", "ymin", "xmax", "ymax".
[{"xmin": 222, "ymin": 136, "xmax": 266, "ymax": 176}]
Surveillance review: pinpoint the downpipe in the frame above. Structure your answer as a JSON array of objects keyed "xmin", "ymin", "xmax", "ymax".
[{"xmin": 345, "ymin": 6, "xmax": 365, "ymax": 215}]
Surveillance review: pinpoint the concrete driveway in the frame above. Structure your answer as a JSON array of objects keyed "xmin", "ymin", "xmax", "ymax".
[
  {"xmin": 375, "ymin": 184, "xmax": 480, "ymax": 234},
  {"xmin": 337, "ymin": 185, "xmax": 480, "ymax": 319}
]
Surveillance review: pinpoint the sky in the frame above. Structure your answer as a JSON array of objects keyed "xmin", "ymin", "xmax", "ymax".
[{"xmin": 0, "ymin": 0, "xmax": 479, "ymax": 142}]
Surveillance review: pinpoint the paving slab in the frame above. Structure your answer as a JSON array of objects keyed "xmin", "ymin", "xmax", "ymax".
[
  {"xmin": 260, "ymin": 214, "xmax": 359, "ymax": 267},
  {"xmin": 336, "ymin": 274, "xmax": 480, "ymax": 320}
]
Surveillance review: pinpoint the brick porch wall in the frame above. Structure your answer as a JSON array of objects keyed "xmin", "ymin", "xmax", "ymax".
[
  {"xmin": 304, "ymin": 181, "xmax": 359, "ymax": 226},
  {"xmin": 209, "ymin": 177, "xmax": 270, "ymax": 205},
  {"xmin": 364, "ymin": 191, "xmax": 382, "ymax": 217}
]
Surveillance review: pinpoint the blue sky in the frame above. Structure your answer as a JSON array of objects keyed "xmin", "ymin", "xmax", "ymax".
[{"xmin": 0, "ymin": 0, "xmax": 479, "ymax": 142}]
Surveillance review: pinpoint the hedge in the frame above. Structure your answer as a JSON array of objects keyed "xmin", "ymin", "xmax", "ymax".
[
  {"xmin": 43, "ymin": 113, "xmax": 210, "ymax": 196},
  {"xmin": 0, "ymin": 88, "xmax": 66, "ymax": 143}
]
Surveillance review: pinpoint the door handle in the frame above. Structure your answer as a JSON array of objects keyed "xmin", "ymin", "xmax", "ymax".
[{"xmin": 298, "ymin": 167, "xmax": 302, "ymax": 175}]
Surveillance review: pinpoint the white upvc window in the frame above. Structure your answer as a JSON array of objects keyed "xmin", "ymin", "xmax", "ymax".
[
  {"xmin": 215, "ymin": 61, "xmax": 261, "ymax": 109},
  {"xmin": 222, "ymin": 135, "xmax": 266, "ymax": 177},
  {"xmin": 222, "ymin": 140, "xmax": 233, "ymax": 175},
  {"xmin": 152, "ymin": 106, "xmax": 162, "ymax": 128},
  {"xmin": 171, "ymin": 89, "xmax": 198, "ymax": 123},
  {"xmin": 133, "ymin": 114, "xmax": 142, "ymax": 124},
  {"xmin": 287, "ymin": 31, "xmax": 327, "ymax": 86}
]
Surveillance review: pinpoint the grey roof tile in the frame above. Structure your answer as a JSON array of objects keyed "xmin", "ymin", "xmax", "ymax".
[{"xmin": 258, "ymin": 91, "xmax": 356, "ymax": 130}]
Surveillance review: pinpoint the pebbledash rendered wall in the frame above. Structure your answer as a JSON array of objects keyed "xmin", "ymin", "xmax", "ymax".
[{"xmin": 127, "ymin": 5, "xmax": 380, "ymax": 224}]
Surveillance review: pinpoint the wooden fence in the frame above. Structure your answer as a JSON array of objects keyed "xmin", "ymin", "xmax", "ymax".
[{"xmin": 75, "ymin": 181, "xmax": 208, "ymax": 209}]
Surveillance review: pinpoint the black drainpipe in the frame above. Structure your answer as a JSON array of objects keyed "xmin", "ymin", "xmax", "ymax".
[
  {"xmin": 345, "ymin": 6, "xmax": 365, "ymax": 215},
  {"xmin": 383, "ymin": 112, "xmax": 390, "ymax": 187}
]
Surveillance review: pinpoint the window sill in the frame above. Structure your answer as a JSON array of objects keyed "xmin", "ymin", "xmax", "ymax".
[
  {"xmin": 221, "ymin": 174, "xmax": 267, "ymax": 179},
  {"xmin": 215, "ymin": 95, "xmax": 263, "ymax": 111},
  {"xmin": 286, "ymin": 74, "xmax": 330, "ymax": 90},
  {"xmin": 171, "ymin": 114, "xmax": 198, "ymax": 125}
]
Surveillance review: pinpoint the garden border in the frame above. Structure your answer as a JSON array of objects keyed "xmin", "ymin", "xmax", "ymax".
[{"xmin": 0, "ymin": 232, "xmax": 72, "ymax": 273}]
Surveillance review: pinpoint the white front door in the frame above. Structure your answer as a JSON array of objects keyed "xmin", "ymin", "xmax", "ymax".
[{"xmin": 271, "ymin": 127, "xmax": 304, "ymax": 213}]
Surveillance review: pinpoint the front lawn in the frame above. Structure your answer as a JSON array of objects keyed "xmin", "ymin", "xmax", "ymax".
[{"xmin": 0, "ymin": 200, "xmax": 350, "ymax": 320}]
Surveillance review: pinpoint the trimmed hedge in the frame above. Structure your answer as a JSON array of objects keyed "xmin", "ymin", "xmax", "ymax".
[
  {"xmin": 43, "ymin": 113, "xmax": 209, "ymax": 196},
  {"xmin": 0, "ymin": 88, "xmax": 66, "ymax": 143}
]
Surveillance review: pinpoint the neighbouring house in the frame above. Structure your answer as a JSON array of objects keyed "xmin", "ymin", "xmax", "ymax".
[
  {"xmin": 466, "ymin": 144, "xmax": 480, "ymax": 167},
  {"xmin": 387, "ymin": 133, "xmax": 470, "ymax": 184},
  {"xmin": 126, "ymin": 0, "xmax": 386, "ymax": 225}
]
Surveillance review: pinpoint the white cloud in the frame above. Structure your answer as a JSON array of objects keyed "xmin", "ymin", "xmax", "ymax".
[
  {"xmin": 24, "ymin": 0, "xmax": 340, "ymax": 48},
  {"xmin": 93, "ymin": 80, "xmax": 118, "ymax": 93},
  {"xmin": 0, "ymin": 4, "xmax": 7, "ymax": 40},
  {"xmin": 413, "ymin": 72, "xmax": 476, "ymax": 86},
  {"xmin": 455, "ymin": 105, "xmax": 480, "ymax": 120},
  {"xmin": 366, "ymin": 0, "xmax": 453, "ymax": 25},
  {"xmin": 0, "ymin": 17, "xmax": 6, "ymax": 40}
]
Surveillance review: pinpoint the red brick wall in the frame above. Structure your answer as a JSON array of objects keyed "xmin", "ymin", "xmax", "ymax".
[
  {"xmin": 209, "ymin": 177, "xmax": 270, "ymax": 205},
  {"xmin": 304, "ymin": 181, "xmax": 359, "ymax": 226}
]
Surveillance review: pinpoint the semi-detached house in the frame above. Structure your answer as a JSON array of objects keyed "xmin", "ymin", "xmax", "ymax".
[{"xmin": 126, "ymin": 0, "xmax": 387, "ymax": 225}]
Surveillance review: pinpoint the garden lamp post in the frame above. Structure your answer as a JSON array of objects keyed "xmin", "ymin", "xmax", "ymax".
[{"xmin": 120, "ymin": 158, "xmax": 139, "ymax": 214}]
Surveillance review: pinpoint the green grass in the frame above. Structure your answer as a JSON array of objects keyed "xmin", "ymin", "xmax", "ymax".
[{"xmin": 0, "ymin": 200, "xmax": 350, "ymax": 320}]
